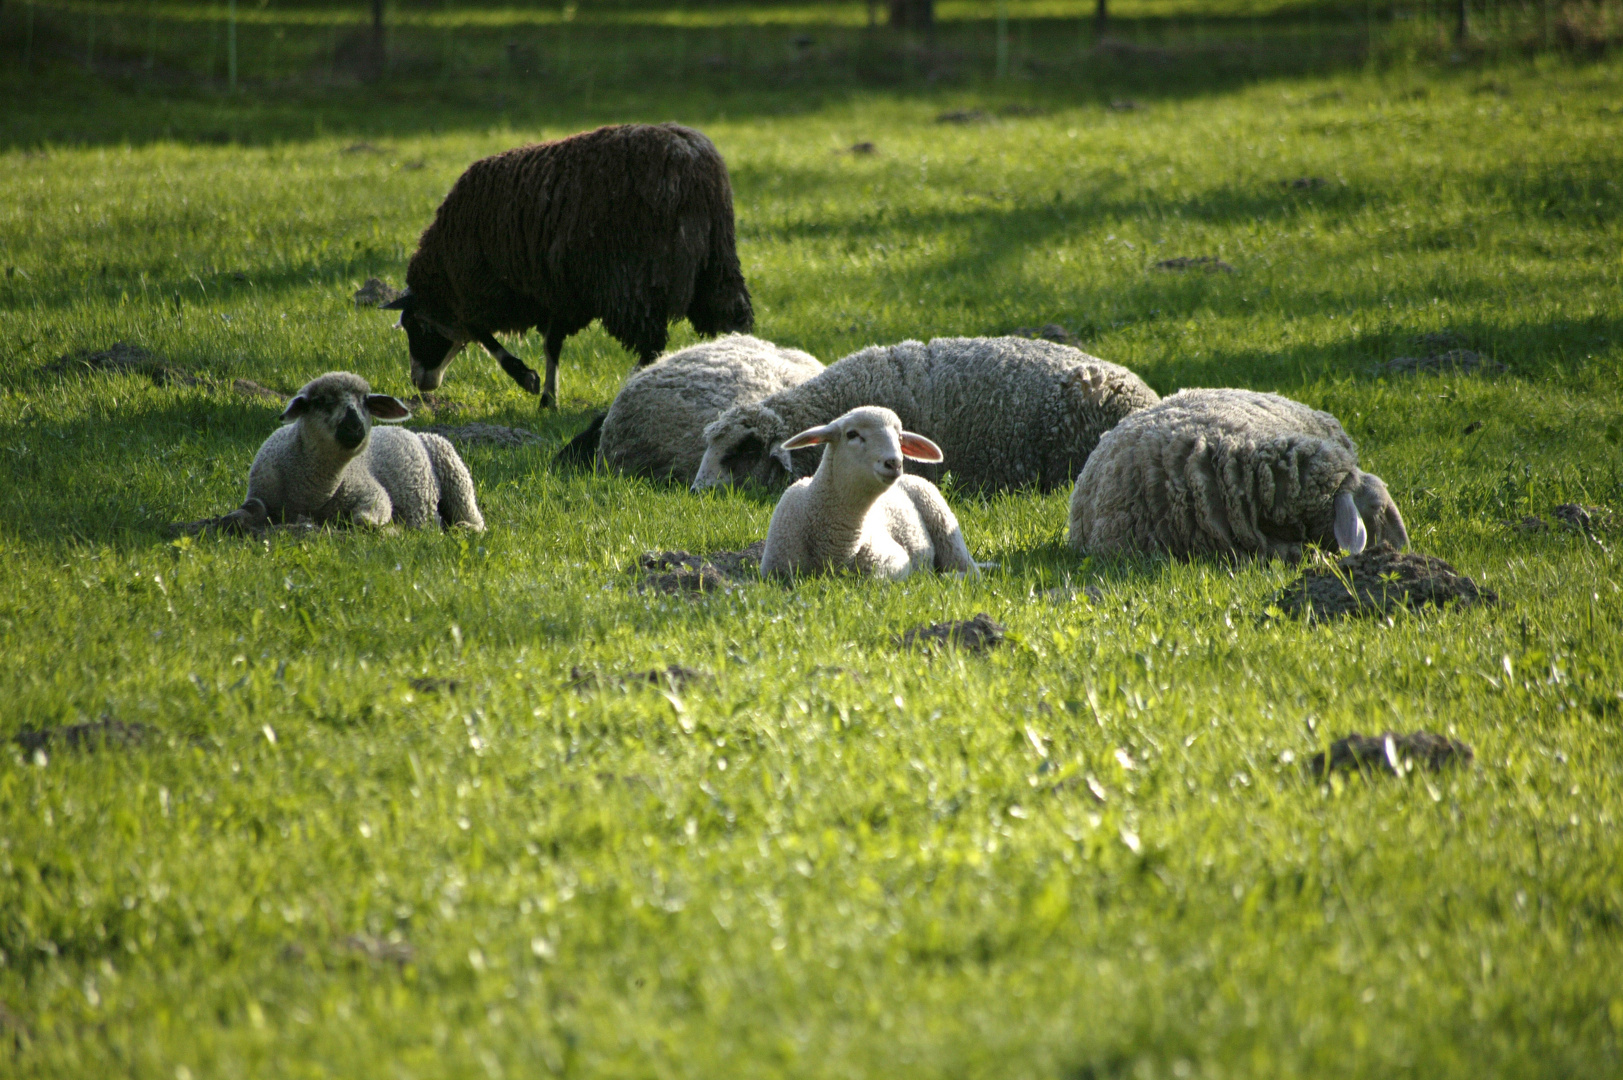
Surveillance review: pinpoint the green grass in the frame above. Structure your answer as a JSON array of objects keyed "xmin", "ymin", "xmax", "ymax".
[{"xmin": 2, "ymin": 9, "xmax": 1623, "ymax": 1077}]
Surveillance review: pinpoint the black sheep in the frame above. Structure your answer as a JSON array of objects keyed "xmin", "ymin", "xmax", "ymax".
[{"xmin": 385, "ymin": 123, "xmax": 754, "ymax": 407}]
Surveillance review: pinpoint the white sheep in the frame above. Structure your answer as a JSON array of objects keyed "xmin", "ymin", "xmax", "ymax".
[
  {"xmin": 692, "ymin": 336, "xmax": 1160, "ymax": 495},
  {"xmin": 556, "ymin": 334, "xmax": 824, "ymax": 481},
  {"xmin": 245, "ymin": 371, "xmax": 485, "ymax": 531},
  {"xmin": 759, "ymin": 406, "xmax": 977, "ymax": 581},
  {"xmin": 1067, "ymin": 388, "xmax": 1407, "ymax": 560}
]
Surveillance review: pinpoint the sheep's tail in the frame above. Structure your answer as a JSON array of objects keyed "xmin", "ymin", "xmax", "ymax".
[
  {"xmin": 420, "ymin": 433, "xmax": 486, "ymax": 532},
  {"xmin": 553, "ymin": 411, "xmax": 606, "ymax": 470}
]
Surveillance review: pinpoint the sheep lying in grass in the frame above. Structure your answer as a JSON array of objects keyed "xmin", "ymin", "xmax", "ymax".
[
  {"xmin": 1067, "ymin": 388, "xmax": 1406, "ymax": 560},
  {"xmin": 759, "ymin": 406, "xmax": 977, "ymax": 581},
  {"xmin": 556, "ymin": 334, "xmax": 824, "ymax": 481},
  {"xmin": 692, "ymin": 336, "xmax": 1159, "ymax": 495},
  {"xmin": 385, "ymin": 123, "xmax": 753, "ymax": 407},
  {"xmin": 245, "ymin": 372, "xmax": 484, "ymax": 531}
]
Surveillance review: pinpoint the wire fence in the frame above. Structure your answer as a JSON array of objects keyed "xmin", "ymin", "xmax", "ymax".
[{"xmin": 3, "ymin": 0, "xmax": 1620, "ymax": 90}]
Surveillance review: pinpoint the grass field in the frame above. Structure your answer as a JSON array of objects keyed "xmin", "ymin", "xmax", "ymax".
[{"xmin": 2, "ymin": 4, "xmax": 1623, "ymax": 1076}]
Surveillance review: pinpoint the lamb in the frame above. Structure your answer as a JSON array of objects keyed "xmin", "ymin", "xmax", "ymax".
[
  {"xmin": 1067, "ymin": 388, "xmax": 1407, "ymax": 561},
  {"xmin": 385, "ymin": 122, "xmax": 753, "ymax": 407},
  {"xmin": 244, "ymin": 372, "xmax": 484, "ymax": 531},
  {"xmin": 759, "ymin": 406, "xmax": 977, "ymax": 581},
  {"xmin": 557, "ymin": 334, "xmax": 824, "ymax": 480},
  {"xmin": 691, "ymin": 336, "xmax": 1159, "ymax": 495}
]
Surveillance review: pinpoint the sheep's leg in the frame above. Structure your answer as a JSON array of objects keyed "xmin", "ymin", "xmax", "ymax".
[
  {"xmin": 473, "ymin": 331, "xmax": 541, "ymax": 396},
  {"xmin": 541, "ymin": 328, "xmax": 567, "ymax": 409}
]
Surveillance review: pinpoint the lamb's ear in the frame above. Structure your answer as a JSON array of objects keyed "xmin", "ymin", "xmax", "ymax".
[
  {"xmin": 381, "ymin": 289, "xmax": 412, "ymax": 312},
  {"xmin": 365, "ymin": 394, "xmax": 412, "ymax": 422},
  {"xmin": 279, "ymin": 395, "xmax": 310, "ymax": 423},
  {"xmin": 780, "ymin": 423, "xmax": 836, "ymax": 451},
  {"xmin": 1334, "ymin": 491, "xmax": 1368, "ymax": 554},
  {"xmin": 899, "ymin": 431, "xmax": 944, "ymax": 463}
]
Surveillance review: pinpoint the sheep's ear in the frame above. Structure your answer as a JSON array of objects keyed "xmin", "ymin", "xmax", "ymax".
[
  {"xmin": 279, "ymin": 395, "xmax": 310, "ymax": 423},
  {"xmin": 899, "ymin": 431, "xmax": 944, "ymax": 463},
  {"xmin": 1334, "ymin": 491, "xmax": 1367, "ymax": 554},
  {"xmin": 381, "ymin": 289, "xmax": 412, "ymax": 312},
  {"xmin": 365, "ymin": 394, "xmax": 412, "ymax": 422},
  {"xmin": 780, "ymin": 423, "xmax": 836, "ymax": 451}
]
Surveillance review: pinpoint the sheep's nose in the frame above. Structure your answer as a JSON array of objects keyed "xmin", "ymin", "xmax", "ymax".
[{"xmin": 880, "ymin": 456, "xmax": 902, "ymax": 475}]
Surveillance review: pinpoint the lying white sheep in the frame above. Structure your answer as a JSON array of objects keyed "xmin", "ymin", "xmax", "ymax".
[
  {"xmin": 759, "ymin": 406, "xmax": 977, "ymax": 581},
  {"xmin": 585, "ymin": 334, "xmax": 823, "ymax": 482},
  {"xmin": 693, "ymin": 336, "xmax": 1160, "ymax": 495},
  {"xmin": 245, "ymin": 371, "xmax": 484, "ymax": 531},
  {"xmin": 1068, "ymin": 388, "xmax": 1406, "ymax": 560}
]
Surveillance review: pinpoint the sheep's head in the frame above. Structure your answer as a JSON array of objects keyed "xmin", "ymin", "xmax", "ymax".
[
  {"xmin": 1333, "ymin": 470, "xmax": 1409, "ymax": 554},
  {"xmin": 781, "ymin": 406, "xmax": 943, "ymax": 498},
  {"xmin": 693, "ymin": 404, "xmax": 792, "ymax": 492},
  {"xmin": 384, "ymin": 290, "xmax": 469, "ymax": 391},
  {"xmin": 280, "ymin": 372, "xmax": 411, "ymax": 457}
]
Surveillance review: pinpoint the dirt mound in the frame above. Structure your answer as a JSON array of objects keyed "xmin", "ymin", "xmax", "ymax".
[
  {"xmin": 1153, "ymin": 256, "xmax": 1235, "ymax": 273},
  {"xmin": 634, "ymin": 543, "xmax": 764, "ymax": 595},
  {"xmin": 897, "ymin": 612, "xmax": 1006, "ymax": 653},
  {"xmin": 569, "ymin": 664, "xmax": 710, "ymax": 693},
  {"xmin": 419, "ymin": 423, "xmax": 544, "ymax": 449},
  {"xmin": 1513, "ymin": 503, "xmax": 1618, "ymax": 536},
  {"xmin": 14, "ymin": 717, "xmax": 151, "ymax": 754},
  {"xmin": 846, "ymin": 141, "xmax": 877, "ymax": 155},
  {"xmin": 47, "ymin": 343, "xmax": 292, "ymax": 402},
  {"xmin": 353, "ymin": 277, "xmax": 404, "ymax": 308},
  {"xmin": 166, "ymin": 498, "xmax": 316, "ymax": 540},
  {"xmin": 1272, "ymin": 543, "xmax": 1497, "ymax": 622},
  {"xmin": 936, "ymin": 109, "xmax": 992, "ymax": 124},
  {"xmin": 1385, "ymin": 349, "xmax": 1506, "ymax": 376},
  {"xmin": 233, "ymin": 378, "xmax": 288, "ymax": 403},
  {"xmin": 1011, "ymin": 323, "xmax": 1079, "ymax": 346},
  {"xmin": 1306, "ymin": 731, "xmax": 1474, "ymax": 778}
]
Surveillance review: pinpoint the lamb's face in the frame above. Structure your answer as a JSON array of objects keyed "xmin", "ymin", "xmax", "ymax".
[
  {"xmin": 781, "ymin": 406, "xmax": 943, "ymax": 496},
  {"xmin": 281, "ymin": 373, "xmax": 412, "ymax": 457},
  {"xmin": 692, "ymin": 406, "xmax": 787, "ymax": 492},
  {"xmin": 1353, "ymin": 472, "xmax": 1409, "ymax": 550}
]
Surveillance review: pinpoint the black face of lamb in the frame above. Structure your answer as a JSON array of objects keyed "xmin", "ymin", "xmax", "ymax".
[{"xmin": 335, "ymin": 407, "xmax": 367, "ymax": 450}]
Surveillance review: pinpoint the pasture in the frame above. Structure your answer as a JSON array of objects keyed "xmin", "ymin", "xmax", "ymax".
[{"xmin": 1, "ymin": 2, "xmax": 1621, "ymax": 1076}]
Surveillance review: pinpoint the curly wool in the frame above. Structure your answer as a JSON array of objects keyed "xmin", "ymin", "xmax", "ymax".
[
  {"xmin": 1068, "ymin": 388, "xmax": 1400, "ymax": 560},
  {"xmin": 597, "ymin": 334, "xmax": 823, "ymax": 483},
  {"xmin": 694, "ymin": 336, "xmax": 1159, "ymax": 495}
]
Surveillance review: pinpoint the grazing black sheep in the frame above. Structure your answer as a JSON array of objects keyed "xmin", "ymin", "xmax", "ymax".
[{"xmin": 385, "ymin": 122, "xmax": 754, "ymax": 407}]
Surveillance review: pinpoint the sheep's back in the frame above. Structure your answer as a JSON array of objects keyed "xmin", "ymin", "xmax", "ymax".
[
  {"xmin": 365, "ymin": 427, "xmax": 440, "ymax": 527},
  {"xmin": 1070, "ymin": 389, "xmax": 1361, "ymax": 557},
  {"xmin": 601, "ymin": 335, "xmax": 823, "ymax": 482}
]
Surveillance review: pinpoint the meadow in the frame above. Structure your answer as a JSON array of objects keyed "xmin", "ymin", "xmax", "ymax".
[{"xmin": 1, "ymin": 2, "xmax": 1622, "ymax": 1076}]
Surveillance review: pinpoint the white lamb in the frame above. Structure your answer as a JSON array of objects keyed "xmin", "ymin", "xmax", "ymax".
[
  {"xmin": 759, "ymin": 406, "xmax": 977, "ymax": 581},
  {"xmin": 1068, "ymin": 388, "xmax": 1406, "ymax": 561},
  {"xmin": 244, "ymin": 371, "xmax": 485, "ymax": 531}
]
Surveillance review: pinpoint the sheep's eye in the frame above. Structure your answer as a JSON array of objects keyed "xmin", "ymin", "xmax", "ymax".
[{"xmin": 846, "ymin": 430, "xmax": 860, "ymax": 441}]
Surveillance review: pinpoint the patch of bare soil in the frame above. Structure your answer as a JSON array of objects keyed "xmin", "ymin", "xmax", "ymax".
[
  {"xmin": 1011, "ymin": 323, "xmax": 1080, "ymax": 346},
  {"xmin": 1306, "ymin": 731, "xmax": 1474, "ymax": 778},
  {"xmin": 1153, "ymin": 256, "xmax": 1235, "ymax": 273},
  {"xmin": 419, "ymin": 423, "xmax": 544, "ymax": 449},
  {"xmin": 1272, "ymin": 543, "xmax": 1498, "ymax": 622},
  {"xmin": 1385, "ymin": 349, "xmax": 1507, "ymax": 375},
  {"xmin": 633, "ymin": 543, "xmax": 765, "ymax": 595},
  {"xmin": 569, "ymin": 664, "xmax": 710, "ymax": 693},
  {"xmin": 1512, "ymin": 503, "xmax": 1618, "ymax": 536},
  {"xmin": 46, "ymin": 342, "xmax": 293, "ymax": 402},
  {"xmin": 846, "ymin": 141, "xmax": 877, "ymax": 155},
  {"xmin": 165, "ymin": 498, "xmax": 316, "ymax": 540},
  {"xmin": 353, "ymin": 277, "xmax": 404, "ymax": 308},
  {"xmin": 897, "ymin": 612, "xmax": 1006, "ymax": 653},
  {"xmin": 13, "ymin": 717, "xmax": 151, "ymax": 754},
  {"xmin": 936, "ymin": 108, "xmax": 992, "ymax": 124}
]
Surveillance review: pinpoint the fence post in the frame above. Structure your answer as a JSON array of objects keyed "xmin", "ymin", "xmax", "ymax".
[
  {"xmin": 228, "ymin": 0, "xmax": 238, "ymax": 90},
  {"xmin": 996, "ymin": 0, "xmax": 1008, "ymax": 77}
]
